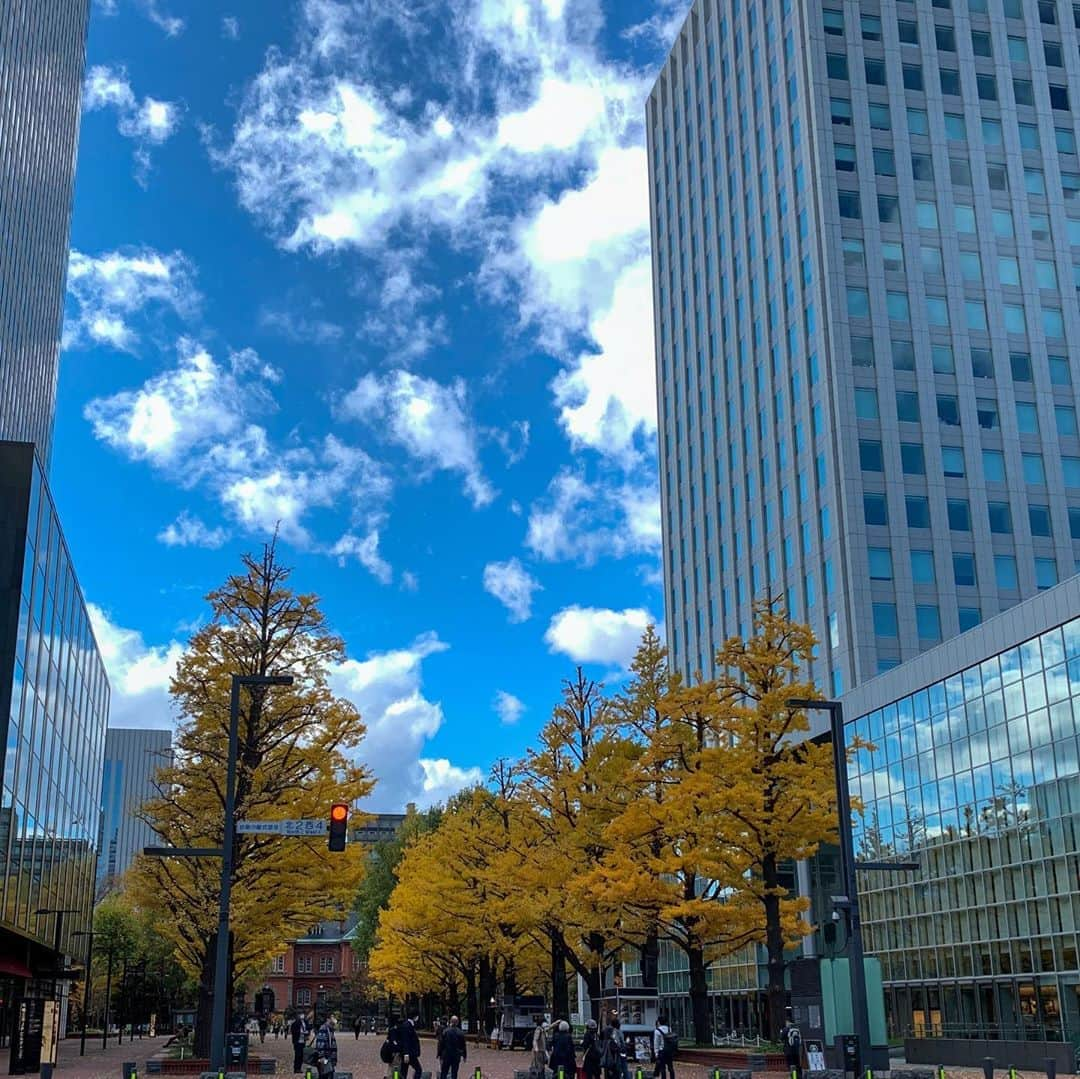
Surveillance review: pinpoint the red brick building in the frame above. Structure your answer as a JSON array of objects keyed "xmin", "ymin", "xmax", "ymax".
[{"xmin": 264, "ymin": 919, "xmax": 363, "ymax": 1015}]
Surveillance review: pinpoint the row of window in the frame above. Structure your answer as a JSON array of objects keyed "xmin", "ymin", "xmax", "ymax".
[
  {"xmin": 863, "ymin": 491, "xmax": 1080, "ymax": 547},
  {"xmin": 855, "ymin": 395, "xmax": 1079, "ymax": 435},
  {"xmin": 868, "ymin": 546, "xmax": 1066, "ymax": 592}
]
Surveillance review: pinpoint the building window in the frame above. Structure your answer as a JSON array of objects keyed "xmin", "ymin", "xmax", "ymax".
[
  {"xmin": 868, "ymin": 547, "xmax": 893, "ymax": 580},
  {"xmin": 1035, "ymin": 557, "xmax": 1058, "ymax": 589},
  {"xmin": 947, "ymin": 498, "xmax": 971, "ymax": 531},
  {"xmin": 1029, "ymin": 504, "xmax": 1053, "ymax": 537},
  {"xmin": 907, "ymin": 496, "xmax": 931, "ymax": 528},
  {"xmin": 995, "ymin": 555, "xmax": 1019, "ymax": 590},
  {"xmin": 953, "ymin": 553, "xmax": 977, "ymax": 587},
  {"xmin": 988, "ymin": 502, "xmax": 1013, "ymax": 533},
  {"xmin": 911, "ymin": 550, "xmax": 935, "ymax": 584},
  {"xmin": 916, "ymin": 605, "xmax": 942, "ymax": 641},
  {"xmin": 872, "ymin": 603, "xmax": 898, "ymax": 638}
]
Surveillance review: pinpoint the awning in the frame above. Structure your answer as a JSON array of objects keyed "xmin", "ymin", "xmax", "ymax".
[{"xmin": 0, "ymin": 958, "xmax": 33, "ymax": 979}]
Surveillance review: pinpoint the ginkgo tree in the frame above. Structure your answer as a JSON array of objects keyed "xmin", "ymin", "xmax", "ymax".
[{"xmin": 129, "ymin": 544, "xmax": 373, "ymax": 1057}]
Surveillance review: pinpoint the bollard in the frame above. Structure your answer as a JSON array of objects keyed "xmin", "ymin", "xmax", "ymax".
[
  {"xmin": 1045, "ymin": 1059, "xmax": 1057, "ymax": 1079},
  {"xmin": 982, "ymin": 1058, "xmax": 995, "ymax": 1079}
]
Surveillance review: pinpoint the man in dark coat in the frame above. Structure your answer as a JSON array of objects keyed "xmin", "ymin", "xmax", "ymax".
[
  {"xmin": 439, "ymin": 1016, "xmax": 468, "ymax": 1079},
  {"xmin": 395, "ymin": 1014, "xmax": 423, "ymax": 1079}
]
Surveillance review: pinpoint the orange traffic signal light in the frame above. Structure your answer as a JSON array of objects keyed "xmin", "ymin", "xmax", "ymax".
[{"xmin": 328, "ymin": 803, "xmax": 348, "ymax": 851}]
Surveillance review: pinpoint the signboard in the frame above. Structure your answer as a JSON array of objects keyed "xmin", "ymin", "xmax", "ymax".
[
  {"xmin": 236, "ymin": 819, "xmax": 327, "ymax": 836},
  {"xmin": 40, "ymin": 1001, "xmax": 59, "ymax": 1066},
  {"xmin": 806, "ymin": 1041, "xmax": 826, "ymax": 1073}
]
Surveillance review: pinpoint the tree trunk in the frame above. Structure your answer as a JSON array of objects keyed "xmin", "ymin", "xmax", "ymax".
[
  {"xmin": 464, "ymin": 962, "xmax": 477, "ymax": 1032},
  {"xmin": 549, "ymin": 933, "xmax": 569, "ymax": 1020},
  {"xmin": 687, "ymin": 942, "xmax": 710, "ymax": 1048},
  {"xmin": 639, "ymin": 930, "xmax": 659, "ymax": 988},
  {"xmin": 762, "ymin": 853, "xmax": 786, "ymax": 1041}
]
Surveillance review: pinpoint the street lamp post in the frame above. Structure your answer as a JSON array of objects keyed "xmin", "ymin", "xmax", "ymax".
[
  {"xmin": 72, "ymin": 930, "xmax": 94, "ymax": 1056},
  {"xmin": 208, "ymin": 673, "xmax": 294, "ymax": 1072},
  {"xmin": 787, "ymin": 697, "xmax": 872, "ymax": 1076}
]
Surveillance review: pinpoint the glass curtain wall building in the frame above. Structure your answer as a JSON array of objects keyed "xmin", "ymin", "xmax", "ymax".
[
  {"xmin": 842, "ymin": 576, "xmax": 1080, "ymax": 1048},
  {"xmin": 0, "ymin": 444, "xmax": 108, "ymax": 1015},
  {"xmin": 650, "ymin": 0, "xmax": 1080, "ymax": 692},
  {"xmin": 0, "ymin": 0, "xmax": 91, "ymax": 463}
]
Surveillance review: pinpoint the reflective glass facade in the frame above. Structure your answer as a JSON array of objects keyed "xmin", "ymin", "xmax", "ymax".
[
  {"xmin": 0, "ymin": 443, "xmax": 108, "ymax": 967},
  {"xmin": 0, "ymin": 0, "xmax": 91, "ymax": 463},
  {"xmin": 851, "ymin": 615, "xmax": 1080, "ymax": 1044}
]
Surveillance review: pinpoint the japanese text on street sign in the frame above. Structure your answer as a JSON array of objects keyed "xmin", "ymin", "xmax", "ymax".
[{"xmin": 236, "ymin": 819, "xmax": 327, "ymax": 836}]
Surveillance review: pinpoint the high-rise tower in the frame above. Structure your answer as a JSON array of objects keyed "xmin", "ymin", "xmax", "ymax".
[
  {"xmin": 0, "ymin": 1, "xmax": 91, "ymax": 462},
  {"xmin": 650, "ymin": 0, "xmax": 1080, "ymax": 691}
]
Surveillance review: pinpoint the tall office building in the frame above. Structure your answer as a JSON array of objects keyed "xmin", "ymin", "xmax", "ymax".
[
  {"xmin": 0, "ymin": 1, "xmax": 91, "ymax": 462},
  {"xmin": 98, "ymin": 728, "xmax": 172, "ymax": 892},
  {"xmin": 0, "ymin": 1, "xmax": 102, "ymax": 1052},
  {"xmin": 650, "ymin": 0, "xmax": 1080, "ymax": 692}
]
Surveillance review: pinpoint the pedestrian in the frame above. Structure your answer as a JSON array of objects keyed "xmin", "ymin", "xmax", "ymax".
[
  {"xmin": 439, "ymin": 1016, "xmax": 467, "ymax": 1079},
  {"xmin": 548, "ymin": 1020, "xmax": 576, "ymax": 1079},
  {"xmin": 530, "ymin": 1016, "xmax": 548, "ymax": 1079},
  {"xmin": 314, "ymin": 1015, "xmax": 338, "ymax": 1079},
  {"xmin": 396, "ymin": 1013, "xmax": 423, "ymax": 1079},
  {"xmin": 582, "ymin": 1019, "xmax": 602, "ymax": 1079},
  {"xmin": 652, "ymin": 1014, "xmax": 675, "ymax": 1079},
  {"xmin": 291, "ymin": 1011, "xmax": 310, "ymax": 1075},
  {"xmin": 602, "ymin": 1013, "xmax": 629, "ymax": 1079},
  {"xmin": 781, "ymin": 1016, "xmax": 803, "ymax": 1079}
]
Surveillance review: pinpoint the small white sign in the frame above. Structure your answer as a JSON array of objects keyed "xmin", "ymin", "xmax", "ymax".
[{"xmin": 236, "ymin": 819, "xmax": 328, "ymax": 836}]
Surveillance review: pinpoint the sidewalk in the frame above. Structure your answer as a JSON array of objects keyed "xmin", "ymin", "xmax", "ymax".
[{"xmin": 55, "ymin": 1034, "xmax": 171, "ymax": 1079}]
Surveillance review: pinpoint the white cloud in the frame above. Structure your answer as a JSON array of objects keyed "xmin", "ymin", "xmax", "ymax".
[
  {"xmin": 341, "ymin": 370, "xmax": 494, "ymax": 507},
  {"xmin": 544, "ymin": 605, "xmax": 654, "ymax": 669},
  {"xmin": 482, "ymin": 558, "xmax": 541, "ymax": 622},
  {"xmin": 332, "ymin": 633, "xmax": 479, "ymax": 809},
  {"xmin": 329, "ymin": 530, "xmax": 393, "ymax": 585},
  {"xmin": 84, "ymin": 65, "xmax": 180, "ymax": 180},
  {"xmin": 88, "ymin": 603, "xmax": 183, "ymax": 728},
  {"xmin": 86, "ymin": 338, "xmax": 390, "ymax": 548},
  {"xmin": 527, "ymin": 469, "xmax": 660, "ymax": 564},
  {"xmin": 222, "ymin": 15, "xmax": 240, "ymax": 39},
  {"xmin": 493, "ymin": 689, "xmax": 525, "ymax": 726},
  {"xmin": 65, "ymin": 248, "xmax": 199, "ymax": 351},
  {"xmin": 157, "ymin": 511, "xmax": 228, "ymax": 549}
]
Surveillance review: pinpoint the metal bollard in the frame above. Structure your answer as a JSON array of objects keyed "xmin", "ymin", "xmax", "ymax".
[
  {"xmin": 982, "ymin": 1058, "xmax": 995, "ymax": 1079},
  {"xmin": 1045, "ymin": 1059, "xmax": 1057, "ymax": 1079}
]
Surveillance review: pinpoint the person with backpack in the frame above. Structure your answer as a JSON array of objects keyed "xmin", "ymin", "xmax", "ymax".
[
  {"xmin": 313, "ymin": 1015, "xmax": 338, "ymax": 1079},
  {"xmin": 439, "ymin": 1016, "xmax": 468, "ymax": 1079},
  {"xmin": 652, "ymin": 1014, "xmax": 676, "ymax": 1079},
  {"xmin": 548, "ymin": 1020, "xmax": 577, "ymax": 1079},
  {"xmin": 582, "ymin": 1019, "xmax": 602, "ymax": 1079},
  {"xmin": 291, "ymin": 1011, "xmax": 311, "ymax": 1074},
  {"xmin": 601, "ymin": 1013, "xmax": 629, "ymax": 1079},
  {"xmin": 781, "ymin": 1016, "xmax": 804, "ymax": 1079}
]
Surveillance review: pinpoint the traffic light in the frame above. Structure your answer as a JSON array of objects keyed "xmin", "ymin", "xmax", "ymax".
[{"xmin": 328, "ymin": 803, "xmax": 348, "ymax": 851}]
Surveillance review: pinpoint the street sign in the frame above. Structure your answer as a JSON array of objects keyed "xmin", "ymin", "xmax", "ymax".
[{"xmin": 236, "ymin": 819, "xmax": 327, "ymax": 836}]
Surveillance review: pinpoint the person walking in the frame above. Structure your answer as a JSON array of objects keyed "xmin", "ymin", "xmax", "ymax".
[
  {"xmin": 582, "ymin": 1019, "xmax": 602, "ymax": 1079},
  {"xmin": 530, "ymin": 1016, "xmax": 548, "ymax": 1078},
  {"xmin": 652, "ymin": 1014, "xmax": 675, "ymax": 1079},
  {"xmin": 291, "ymin": 1011, "xmax": 311, "ymax": 1074},
  {"xmin": 781, "ymin": 1016, "xmax": 803, "ymax": 1079},
  {"xmin": 396, "ymin": 1013, "xmax": 423, "ymax": 1079},
  {"xmin": 313, "ymin": 1015, "xmax": 338, "ymax": 1079},
  {"xmin": 602, "ymin": 1014, "xmax": 629, "ymax": 1079},
  {"xmin": 548, "ymin": 1021, "xmax": 576, "ymax": 1079},
  {"xmin": 439, "ymin": 1016, "xmax": 468, "ymax": 1079}
]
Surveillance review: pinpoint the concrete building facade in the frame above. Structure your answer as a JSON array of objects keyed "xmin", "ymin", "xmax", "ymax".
[{"xmin": 650, "ymin": 0, "xmax": 1080, "ymax": 692}]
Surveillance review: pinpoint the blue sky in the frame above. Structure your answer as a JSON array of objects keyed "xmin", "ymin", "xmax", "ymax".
[{"xmin": 55, "ymin": 0, "xmax": 686, "ymax": 810}]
